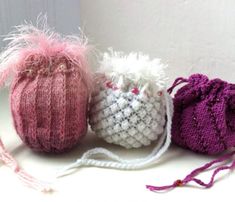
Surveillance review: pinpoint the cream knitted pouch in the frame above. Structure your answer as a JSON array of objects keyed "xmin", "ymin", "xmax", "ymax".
[{"xmin": 57, "ymin": 50, "xmax": 173, "ymax": 176}]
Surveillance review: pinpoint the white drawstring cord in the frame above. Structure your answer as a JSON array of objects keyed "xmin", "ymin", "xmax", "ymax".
[{"xmin": 57, "ymin": 90, "xmax": 173, "ymax": 177}]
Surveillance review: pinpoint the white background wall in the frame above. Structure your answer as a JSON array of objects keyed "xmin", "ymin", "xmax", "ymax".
[
  {"xmin": 80, "ymin": 0, "xmax": 235, "ymax": 83},
  {"xmin": 0, "ymin": 0, "xmax": 80, "ymax": 46},
  {"xmin": 0, "ymin": 1, "xmax": 235, "ymax": 202},
  {"xmin": 1, "ymin": 0, "xmax": 234, "ymax": 83}
]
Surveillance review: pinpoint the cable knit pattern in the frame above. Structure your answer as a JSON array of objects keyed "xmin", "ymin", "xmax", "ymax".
[
  {"xmin": 171, "ymin": 74, "xmax": 235, "ymax": 154},
  {"xmin": 89, "ymin": 77, "xmax": 166, "ymax": 148}
]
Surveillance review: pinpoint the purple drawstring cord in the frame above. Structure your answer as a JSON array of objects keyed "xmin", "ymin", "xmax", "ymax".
[
  {"xmin": 146, "ymin": 150, "xmax": 235, "ymax": 191},
  {"xmin": 167, "ymin": 77, "xmax": 188, "ymax": 94}
]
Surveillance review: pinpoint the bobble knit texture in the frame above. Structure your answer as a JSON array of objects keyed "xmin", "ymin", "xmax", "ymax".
[
  {"xmin": 89, "ymin": 51, "xmax": 168, "ymax": 149},
  {"xmin": 56, "ymin": 50, "xmax": 173, "ymax": 176},
  {"xmin": 172, "ymin": 74, "xmax": 235, "ymax": 154},
  {"xmin": 89, "ymin": 77, "xmax": 166, "ymax": 148}
]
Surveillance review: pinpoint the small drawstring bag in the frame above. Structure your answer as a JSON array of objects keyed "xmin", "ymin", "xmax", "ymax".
[
  {"xmin": 57, "ymin": 49, "xmax": 173, "ymax": 176},
  {"xmin": 0, "ymin": 20, "xmax": 92, "ymax": 191},
  {"xmin": 147, "ymin": 74, "xmax": 235, "ymax": 191}
]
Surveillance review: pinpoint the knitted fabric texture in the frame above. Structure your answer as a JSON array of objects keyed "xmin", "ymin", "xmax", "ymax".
[
  {"xmin": 56, "ymin": 50, "xmax": 173, "ymax": 176},
  {"xmin": 2, "ymin": 26, "xmax": 92, "ymax": 153},
  {"xmin": 89, "ymin": 76, "xmax": 166, "ymax": 148},
  {"xmin": 146, "ymin": 73, "xmax": 235, "ymax": 192},
  {"xmin": 0, "ymin": 19, "xmax": 92, "ymax": 191},
  {"xmin": 171, "ymin": 74, "xmax": 235, "ymax": 154},
  {"xmin": 10, "ymin": 56, "xmax": 89, "ymax": 153},
  {"xmin": 89, "ymin": 51, "xmax": 168, "ymax": 148}
]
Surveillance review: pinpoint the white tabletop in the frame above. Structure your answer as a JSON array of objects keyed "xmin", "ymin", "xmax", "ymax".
[{"xmin": 0, "ymin": 88, "xmax": 234, "ymax": 202}]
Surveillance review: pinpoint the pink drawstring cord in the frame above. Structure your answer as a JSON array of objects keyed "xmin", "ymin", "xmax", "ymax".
[
  {"xmin": 0, "ymin": 138, "xmax": 53, "ymax": 192},
  {"xmin": 0, "ymin": 71, "xmax": 53, "ymax": 192},
  {"xmin": 146, "ymin": 150, "xmax": 235, "ymax": 191}
]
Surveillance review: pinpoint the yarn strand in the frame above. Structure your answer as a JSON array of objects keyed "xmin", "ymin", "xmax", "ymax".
[
  {"xmin": 0, "ymin": 70, "xmax": 53, "ymax": 192},
  {"xmin": 167, "ymin": 77, "xmax": 188, "ymax": 94},
  {"xmin": 0, "ymin": 139, "xmax": 52, "ymax": 192},
  {"xmin": 146, "ymin": 150, "xmax": 235, "ymax": 191},
  {"xmin": 57, "ymin": 89, "xmax": 173, "ymax": 177}
]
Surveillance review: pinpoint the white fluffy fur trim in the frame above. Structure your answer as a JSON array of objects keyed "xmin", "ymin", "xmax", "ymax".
[{"xmin": 99, "ymin": 49, "xmax": 168, "ymax": 89}]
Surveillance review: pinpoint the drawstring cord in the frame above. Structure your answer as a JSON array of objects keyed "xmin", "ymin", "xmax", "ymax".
[
  {"xmin": 56, "ymin": 89, "xmax": 173, "ymax": 177},
  {"xmin": 167, "ymin": 77, "xmax": 188, "ymax": 94},
  {"xmin": 0, "ymin": 139, "xmax": 53, "ymax": 192},
  {"xmin": 0, "ymin": 69, "xmax": 53, "ymax": 192},
  {"xmin": 146, "ymin": 150, "xmax": 235, "ymax": 191},
  {"xmin": 147, "ymin": 76, "xmax": 235, "ymax": 192}
]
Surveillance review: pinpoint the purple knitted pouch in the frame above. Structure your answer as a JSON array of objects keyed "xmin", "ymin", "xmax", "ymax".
[
  {"xmin": 147, "ymin": 74, "xmax": 235, "ymax": 192},
  {"xmin": 171, "ymin": 73, "xmax": 235, "ymax": 154}
]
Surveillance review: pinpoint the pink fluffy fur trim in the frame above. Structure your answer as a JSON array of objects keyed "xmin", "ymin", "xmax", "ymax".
[{"xmin": 0, "ymin": 17, "xmax": 92, "ymax": 90}]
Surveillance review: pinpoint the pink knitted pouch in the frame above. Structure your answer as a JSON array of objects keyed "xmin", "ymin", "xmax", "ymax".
[{"xmin": 0, "ymin": 20, "xmax": 92, "ymax": 191}]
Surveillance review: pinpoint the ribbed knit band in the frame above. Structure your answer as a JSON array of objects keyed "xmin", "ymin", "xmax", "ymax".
[{"xmin": 10, "ymin": 58, "xmax": 89, "ymax": 153}]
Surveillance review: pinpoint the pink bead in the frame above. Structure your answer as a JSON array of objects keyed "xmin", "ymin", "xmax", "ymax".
[{"xmin": 131, "ymin": 87, "xmax": 139, "ymax": 95}]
